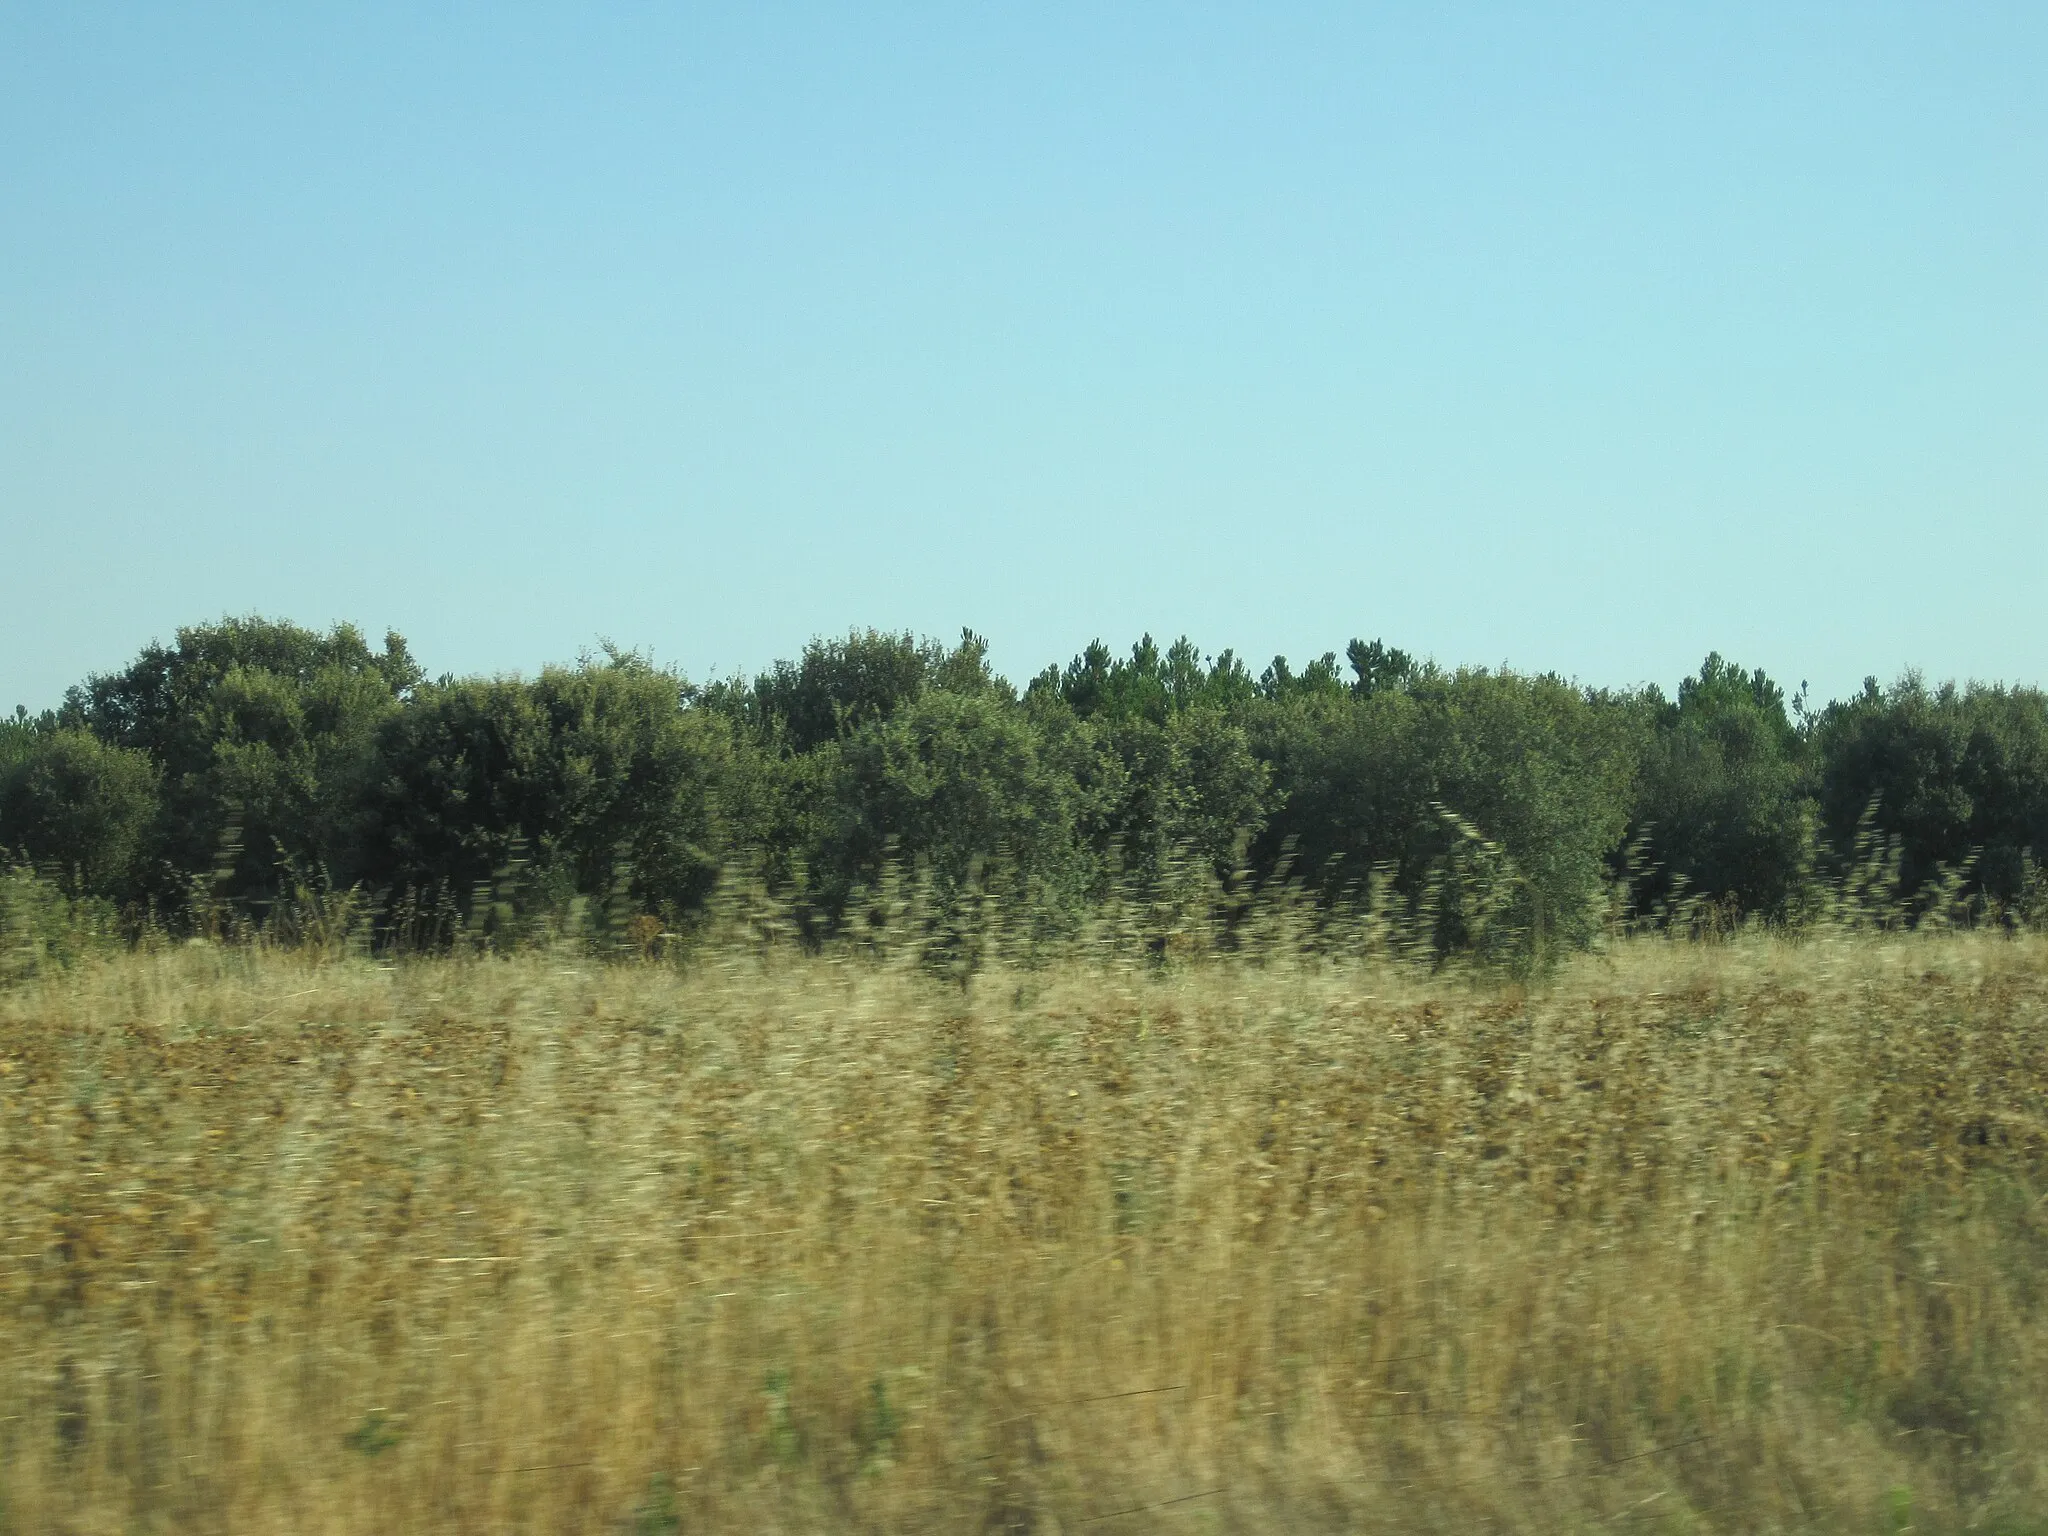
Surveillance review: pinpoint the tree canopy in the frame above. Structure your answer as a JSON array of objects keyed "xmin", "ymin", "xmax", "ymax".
[{"xmin": 8, "ymin": 618, "xmax": 2046, "ymax": 957}]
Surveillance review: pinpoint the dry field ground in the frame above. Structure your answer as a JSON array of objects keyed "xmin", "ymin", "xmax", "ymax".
[{"xmin": 4, "ymin": 932, "xmax": 2048, "ymax": 1533}]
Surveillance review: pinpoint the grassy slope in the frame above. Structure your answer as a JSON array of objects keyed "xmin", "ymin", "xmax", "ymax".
[{"xmin": 3, "ymin": 934, "xmax": 2047, "ymax": 1533}]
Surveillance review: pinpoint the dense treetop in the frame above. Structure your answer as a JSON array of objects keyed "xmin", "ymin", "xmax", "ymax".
[{"xmin": 5, "ymin": 617, "xmax": 2045, "ymax": 957}]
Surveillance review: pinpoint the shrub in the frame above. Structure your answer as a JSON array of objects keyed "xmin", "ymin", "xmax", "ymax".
[
  {"xmin": 359, "ymin": 655, "xmax": 732, "ymax": 940},
  {"xmin": 0, "ymin": 728, "xmax": 159, "ymax": 902},
  {"xmin": 1624, "ymin": 655, "xmax": 1817, "ymax": 923}
]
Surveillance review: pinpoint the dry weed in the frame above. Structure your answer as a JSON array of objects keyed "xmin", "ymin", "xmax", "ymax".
[{"xmin": 3, "ymin": 933, "xmax": 2047, "ymax": 1532}]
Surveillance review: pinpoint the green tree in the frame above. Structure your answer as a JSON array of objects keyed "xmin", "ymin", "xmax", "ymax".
[
  {"xmin": 1068, "ymin": 707, "xmax": 1268, "ymax": 890},
  {"xmin": 60, "ymin": 617, "xmax": 421, "ymax": 912},
  {"xmin": 1028, "ymin": 635, "xmax": 1258, "ymax": 722},
  {"xmin": 1258, "ymin": 651, "xmax": 1349, "ymax": 704},
  {"xmin": 811, "ymin": 688, "xmax": 1087, "ymax": 922},
  {"xmin": 361, "ymin": 656, "xmax": 731, "ymax": 932},
  {"xmin": 1625, "ymin": 654, "xmax": 1816, "ymax": 921},
  {"xmin": 739, "ymin": 629, "xmax": 938, "ymax": 752},
  {"xmin": 1815, "ymin": 676, "xmax": 2048, "ymax": 908},
  {"xmin": 1346, "ymin": 637, "xmax": 1420, "ymax": 699},
  {"xmin": 0, "ymin": 729, "xmax": 159, "ymax": 901},
  {"xmin": 1252, "ymin": 668, "xmax": 1639, "ymax": 959}
]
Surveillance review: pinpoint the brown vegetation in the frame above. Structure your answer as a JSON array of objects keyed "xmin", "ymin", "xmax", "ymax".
[{"xmin": 4, "ymin": 933, "xmax": 2048, "ymax": 1532}]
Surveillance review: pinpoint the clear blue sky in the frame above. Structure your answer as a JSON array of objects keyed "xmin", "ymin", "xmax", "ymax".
[{"xmin": 4, "ymin": 3, "xmax": 2043, "ymax": 713}]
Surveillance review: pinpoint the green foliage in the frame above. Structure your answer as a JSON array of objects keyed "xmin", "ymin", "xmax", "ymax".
[
  {"xmin": 1028, "ymin": 634, "xmax": 1257, "ymax": 722},
  {"xmin": 14, "ymin": 616, "xmax": 2048, "ymax": 960},
  {"xmin": 739, "ymin": 628, "xmax": 946, "ymax": 751},
  {"xmin": 361, "ymin": 654, "xmax": 730, "ymax": 937},
  {"xmin": 855, "ymin": 1376, "xmax": 904, "ymax": 1472},
  {"xmin": 57, "ymin": 616, "xmax": 420, "ymax": 914},
  {"xmin": 632, "ymin": 1473, "xmax": 682, "ymax": 1536},
  {"xmin": 342, "ymin": 1409, "xmax": 402, "ymax": 1457},
  {"xmin": 1072, "ymin": 705, "xmax": 1268, "ymax": 891},
  {"xmin": 1815, "ymin": 676, "xmax": 2048, "ymax": 911},
  {"xmin": 812, "ymin": 687, "xmax": 1088, "ymax": 924},
  {"xmin": 1258, "ymin": 650, "xmax": 1349, "ymax": 704},
  {"xmin": 762, "ymin": 1369, "xmax": 803, "ymax": 1466},
  {"xmin": 0, "ymin": 707, "xmax": 41, "ymax": 769},
  {"xmin": 0, "ymin": 729, "xmax": 158, "ymax": 901},
  {"xmin": 1347, "ymin": 637, "xmax": 1421, "ymax": 699},
  {"xmin": 1253, "ymin": 668, "xmax": 1639, "ymax": 961},
  {"xmin": 0, "ymin": 865, "xmax": 120, "ymax": 982},
  {"xmin": 1625, "ymin": 654, "xmax": 1817, "ymax": 923}
]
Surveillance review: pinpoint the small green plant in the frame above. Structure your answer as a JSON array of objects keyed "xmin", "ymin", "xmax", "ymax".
[
  {"xmin": 0, "ymin": 864, "xmax": 114, "ymax": 983},
  {"xmin": 855, "ymin": 1375, "xmax": 903, "ymax": 1472},
  {"xmin": 764, "ymin": 1369, "xmax": 802, "ymax": 1465},
  {"xmin": 632, "ymin": 1472, "xmax": 682, "ymax": 1535},
  {"xmin": 343, "ymin": 1409, "xmax": 402, "ymax": 1457}
]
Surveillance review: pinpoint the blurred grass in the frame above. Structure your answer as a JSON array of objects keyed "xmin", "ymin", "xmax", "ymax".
[{"xmin": 3, "ymin": 929, "xmax": 2048, "ymax": 1532}]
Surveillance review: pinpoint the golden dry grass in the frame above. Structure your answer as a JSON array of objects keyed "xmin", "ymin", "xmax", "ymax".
[{"xmin": 4, "ymin": 933, "xmax": 2048, "ymax": 1533}]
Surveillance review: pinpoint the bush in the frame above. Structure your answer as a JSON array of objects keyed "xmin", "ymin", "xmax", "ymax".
[
  {"xmin": 1815, "ymin": 677, "xmax": 2048, "ymax": 908},
  {"xmin": 360, "ymin": 655, "xmax": 732, "ymax": 940},
  {"xmin": 58, "ymin": 616, "xmax": 420, "ymax": 915},
  {"xmin": 1624, "ymin": 655, "xmax": 1817, "ymax": 923},
  {"xmin": 812, "ymin": 688, "xmax": 1090, "ymax": 929},
  {"xmin": 0, "ymin": 864, "xmax": 119, "ymax": 981},
  {"xmin": 0, "ymin": 728, "xmax": 159, "ymax": 902},
  {"xmin": 734, "ymin": 629, "xmax": 944, "ymax": 752},
  {"xmin": 14, "ymin": 615, "xmax": 2048, "ymax": 961},
  {"xmin": 1253, "ymin": 669, "xmax": 1639, "ymax": 962},
  {"xmin": 1074, "ymin": 707, "xmax": 1269, "ymax": 893}
]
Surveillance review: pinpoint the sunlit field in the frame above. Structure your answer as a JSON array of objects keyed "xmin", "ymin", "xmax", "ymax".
[{"xmin": 5, "ymin": 932, "xmax": 2048, "ymax": 1533}]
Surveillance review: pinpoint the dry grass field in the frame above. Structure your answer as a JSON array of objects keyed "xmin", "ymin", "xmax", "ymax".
[{"xmin": 4, "ymin": 931, "xmax": 2048, "ymax": 1533}]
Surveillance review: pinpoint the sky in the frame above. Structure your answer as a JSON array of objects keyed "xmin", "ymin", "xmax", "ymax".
[{"xmin": 3, "ymin": 3, "xmax": 2044, "ymax": 713}]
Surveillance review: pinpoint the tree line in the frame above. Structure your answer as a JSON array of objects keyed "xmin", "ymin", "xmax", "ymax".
[{"xmin": 4, "ymin": 616, "xmax": 2045, "ymax": 960}]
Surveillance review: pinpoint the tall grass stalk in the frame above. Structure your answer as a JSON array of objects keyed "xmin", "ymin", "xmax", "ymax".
[{"xmin": 3, "ymin": 930, "xmax": 2047, "ymax": 1531}]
